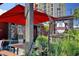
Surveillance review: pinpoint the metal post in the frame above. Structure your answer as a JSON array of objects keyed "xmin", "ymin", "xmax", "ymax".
[
  {"xmin": 8, "ymin": 23, "xmax": 11, "ymax": 44},
  {"xmin": 25, "ymin": 3, "xmax": 34, "ymax": 56},
  {"xmin": 48, "ymin": 21, "xmax": 51, "ymax": 55},
  {"xmin": 8, "ymin": 23, "xmax": 12, "ymax": 51}
]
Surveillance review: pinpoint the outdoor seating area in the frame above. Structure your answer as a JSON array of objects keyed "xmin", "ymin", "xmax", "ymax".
[{"xmin": 0, "ymin": 3, "xmax": 79, "ymax": 56}]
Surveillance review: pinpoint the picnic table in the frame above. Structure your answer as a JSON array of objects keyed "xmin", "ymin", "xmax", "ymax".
[
  {"xmin": 9, "ymin": 43, "xmax": 25, "ymax": 55},
  {"xmin": 9, "ymin": 43, "xmax": 24, "ymax": 49}
]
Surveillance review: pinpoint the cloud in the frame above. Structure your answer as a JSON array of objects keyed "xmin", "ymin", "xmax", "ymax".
[{"xmin": 0, "ymin": 9, "xmax": 6, "ymax": 15}]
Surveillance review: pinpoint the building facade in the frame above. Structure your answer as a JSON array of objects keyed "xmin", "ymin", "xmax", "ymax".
[
  {"xmin": 36, "ymin": 3, "xmax": 66, "ymax": 34},
  {"xmin": 37, "ymin": 3, "xmax": 66, "ymax": 17}
]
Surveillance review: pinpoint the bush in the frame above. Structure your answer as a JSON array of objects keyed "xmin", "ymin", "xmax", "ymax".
[
  {"xmin": 35, "ymin": 35, "xmax": 48, "ymax": 48},
  {"xmin": 32, "ymin": 29, "xmax": 79, "ymax": 56},
  {"xmin": 32, "ymin": 35, "xmax": 48, "ymax": 56},
  {"xmin": 49, "ymin": 29, "xmax": 79, "ymax": 56}
]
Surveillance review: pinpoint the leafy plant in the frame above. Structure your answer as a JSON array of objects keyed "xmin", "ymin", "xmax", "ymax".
[
  {"xmin": 59, "ymin": 29, "xmax": 79, "ymax": 56},
  {"xmin": 73, "ymin": 8, "xmax": 79, "ymax": 18},
  {"xmin": 32, "ymin": 35, "xmax": 48, "ymax": 56},
  {"xmin": 32, "ymin": 29, "xmax": 79, "ymax": 56},
  {"xmin": 35, "ymin": 35, "xmax": 48, "ymax": 48},
  {"xmin": 49, "ymin": 29, "xmax": 79, "ymax": 56}
]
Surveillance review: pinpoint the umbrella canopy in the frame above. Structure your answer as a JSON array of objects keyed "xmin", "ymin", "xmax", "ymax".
[
  {"xmin": 0, "ymin": 5, "xmax": 26, "ymax": 25},
  {"xmin": 0, "ymin": 5, "xmax": 57, "ymax": 25},
  {"xmin": 34, "ymin": 10, "xmax": 49, "ymax": 24}
]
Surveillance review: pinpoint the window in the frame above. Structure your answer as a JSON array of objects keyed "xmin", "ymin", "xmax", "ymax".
[
  {"xmin": 51, "ymin": 4, "xmax": 53, "ymax": 7},
  {"xmin": 57, "ymin": 8, "xmax": 61, "ymax": 17},
  {"xmin": 57, "ymin": 8, "xmax": 61, "ymax": 10},
  {"xmin": 44, "ymin": 3, "xmax": 46, "ymax": 12},
  {"xmin": 51, "ymin": 8, "xmax": 53, "ymax": 11},
  {"xmin": 51, "ymin": 12, "xmax": 53, "ymax": 15}
]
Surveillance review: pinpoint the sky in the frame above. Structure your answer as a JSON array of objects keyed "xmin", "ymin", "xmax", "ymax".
[
  {"xmin": 65, "ymin": 3, "xmax": 79, "ymax": 27},
  {"xmin": 0, "ymin": 3, "xmax": 79, "ymax": 15},
  {"xmin": 66, "ymin": 3, "xmax": 79, "ymax": 16},
  {"xmin": 0, "ymin": 3, "xmax": 25, "ymax": 15}
]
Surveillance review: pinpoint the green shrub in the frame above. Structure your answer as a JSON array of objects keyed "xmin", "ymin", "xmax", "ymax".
[
  {"xmin": 50, "ymin": 29, "xmax": 79, "ymax": 56},
  {"xmin": 35, "ymin": 35, "xmax": 48, "ymax": 48},
  {"xmin": 32, "ymin": 29, "xmax": 79, "ymax": 56},
  {"xmin": 32, "ymin": 35, "xmax": 48, "ymax": 56}
]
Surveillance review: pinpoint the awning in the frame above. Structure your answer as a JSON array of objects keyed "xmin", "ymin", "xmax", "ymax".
[
  {"xmin": 0, "ymin": 5, "xmax": 26, "ymax": 25},
  {"xmin": 0, "ymin": 13, "xmax": 25, "ymax": 25},
  {"xmin": 0, "ymin": 5, "xmax": 57, "ymax": 25},
  {"xmin": 34, "ymin": 10, "xmax": 49, "ymax": 24}
]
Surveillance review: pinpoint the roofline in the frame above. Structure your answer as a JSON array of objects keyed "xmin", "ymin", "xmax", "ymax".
[{"xmin": 54, "ymin": 15, "xmax": 74, "ymax": 21}]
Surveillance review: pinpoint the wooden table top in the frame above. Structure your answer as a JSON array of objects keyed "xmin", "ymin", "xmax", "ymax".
[
  {"xmin": 9, "ymin": 43, "xmax": 25, "ymax": 49},
  {"xmin": 0, "ymin": 50, "xmax": 17, "ymax": 56}
]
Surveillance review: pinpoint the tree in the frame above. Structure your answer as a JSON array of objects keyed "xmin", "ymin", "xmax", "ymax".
[{"xmin": 73, "ymin": 8, "xmax": 79, "ymax": 18}]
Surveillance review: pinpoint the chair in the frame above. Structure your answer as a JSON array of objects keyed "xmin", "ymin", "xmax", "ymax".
[{"xmin": 1, "ymin": 41, "xmax": 9, "ymax": 50}]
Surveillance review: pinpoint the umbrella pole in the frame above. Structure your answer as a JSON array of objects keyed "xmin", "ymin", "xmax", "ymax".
[{"xmin": 25, "ymin": 3, "xmax": 34, "ymax": 56}]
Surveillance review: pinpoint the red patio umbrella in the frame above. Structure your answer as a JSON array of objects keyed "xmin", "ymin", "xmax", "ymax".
[
  {"xmin": 0, "ymin": 5, "xmax": 57, "ymax": 25},
  {"xmin": 0, "ymin": 5, "xmax": 26, "ymax": 25},
  {"xmin": 34, "ymin": 10, "xmax": 49, "ymax": 24}
]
